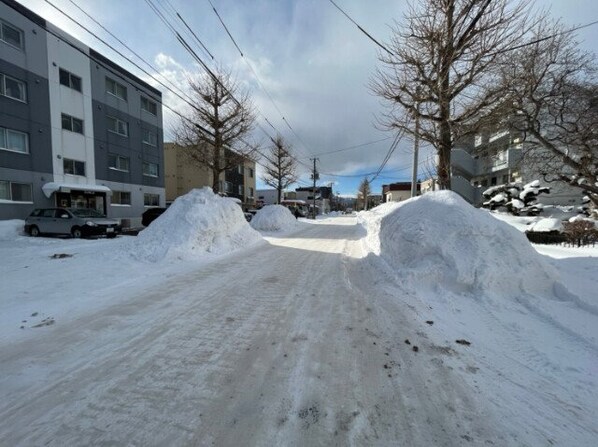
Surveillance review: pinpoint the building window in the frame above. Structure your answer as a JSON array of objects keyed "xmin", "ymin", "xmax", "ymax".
[
  {"xmin": 105, "ymin": 77, "xmax": 127, "ymax": 101},
  {"xmin": 59, "ymin": 68, "xmax": 82, "ymax": 92},
  {"xmin": 491, "ymin": 176, "xmax": 497, "ymax": 186},
  {"xmin": 108, "ymin": 153, "xmax": 130, "ymax": 172},
  {"xmin": 0, "ymin": 127, "xmax": 28, "ymax": 154},
  {"xmin": 61, "ymin": 113, "xmax": 84, "ymax": 134},
  {"xmin": 107, "ymin": 116, "xmax": 128, "ymax": 137},
  {"xmin": 0, "ymin": 20, "xmax": 24, "ymax": 50},
  {"xmin": 142, "ymin": 129, "xmax": 157, "ymax": 146},
  {"xmin": 249, "ymin": 168, "xmax": 254, "ymax": 178},
  {"xmin": 144, "ymin": 193, "xmax": 160, "ymax": 206},
  {"xmin": 238, "ymin": 184, "xmax": 243, "ymax": 195},
  {"xmin": 0, "ymin": 180, "xmax": 32, "ymax": 202},
  {"xmin": 0, "ymin": 73, "xmax": 26, "ymax": 102},
  {"xmin": 141, "ymin": 96, "xmax": 157, "ymax": 115},
  {"xmin": 502, "ymin": 175, "xmax": 509, "ymax": 184},
  {"xmin": 63, "ymin": 158, "xmax": 85, "ymax": 176},
  {"xmin": 142, "ymin": 162, "xmax": 158, "ymax": 177},
  {"xmin": 238, "ymin": 165, "xmax": 243, "ymax": 175},
  {"xmin": 111, "ymin": 191, "xmax": 131, "ymax": 205},
  {"xmin": 247, "ymin": 186, "xmax": 254, "ymax": 198}
]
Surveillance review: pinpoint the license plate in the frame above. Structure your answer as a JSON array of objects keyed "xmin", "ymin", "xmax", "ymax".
[{"xmin": 106, "ymin": 227, "xmax": 114, "ymax": 233}]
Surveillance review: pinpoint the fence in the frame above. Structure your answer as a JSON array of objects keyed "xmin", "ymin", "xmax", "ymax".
[{"xmin": 525, "ymin": 231, "xmax": 598, "ymax": 247}]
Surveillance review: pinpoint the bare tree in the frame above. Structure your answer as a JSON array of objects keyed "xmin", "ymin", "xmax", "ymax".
[
  {"xmin": 174, "ymin": 68, "xmax": 257, "ymax": 194},
  {"xmin": 372, "ymin": 0, "xmax": 536, "ymax": 189},
  {"xmin": 492, "ymin": 21, "xmax": 598, "ymax": 207},
  {"xmin": 261, "ymin": 135, "xmax": 297, "ymax": 204},
  {"xmin": 358, "ymin": 177, "xmax": 371, "ymax": 211}
]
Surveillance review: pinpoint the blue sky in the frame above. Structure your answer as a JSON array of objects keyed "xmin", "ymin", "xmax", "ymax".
[{"xmin": 16, "ymin": 0, "xmax": 598, "ymax": 197}]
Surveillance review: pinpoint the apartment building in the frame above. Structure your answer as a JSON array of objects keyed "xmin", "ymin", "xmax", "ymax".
[
  {"xmin": 450, "ymin": 128, "xmax": 581, "ymax": 206},
  {"xmin": 164, "ymin": 142, "xmax": 256, "ymax": 209},
  {"xmin": 0, "ymin": 0, "xmax": 164, "ymax": 225}
]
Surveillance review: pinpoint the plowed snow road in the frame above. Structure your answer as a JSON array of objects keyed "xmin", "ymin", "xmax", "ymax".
[{"xmin": 1, "ymin": 218, "xmax": 500, "ymax": 446}]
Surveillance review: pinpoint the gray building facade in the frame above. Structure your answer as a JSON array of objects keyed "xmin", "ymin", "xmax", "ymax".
[{"xmin": 0, "ymin": 0, "xmax": 164, "ymax": 225}]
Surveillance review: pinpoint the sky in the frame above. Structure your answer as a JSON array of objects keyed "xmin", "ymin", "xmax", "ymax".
[{"xmin": 14, "ymin": 0, "xmax": 598, "ymax": 197}]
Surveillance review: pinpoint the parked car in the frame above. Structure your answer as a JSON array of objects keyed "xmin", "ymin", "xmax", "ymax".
[
  {"xmin": 141, "ymin": 207, "xmax": 167, "ymax": 227},
  {"xmin": 25, "ymin": 208, "xmax": 121, "ymax": 238}
]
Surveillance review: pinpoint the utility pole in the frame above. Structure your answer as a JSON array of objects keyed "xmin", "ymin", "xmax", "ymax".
[
  {"xmin": 310, "ymin": 158, "xmax": 319, "ymax": 219},
  {"xmin": 411, "ymin": 88, "xmax": 420, "ymax": 198}
]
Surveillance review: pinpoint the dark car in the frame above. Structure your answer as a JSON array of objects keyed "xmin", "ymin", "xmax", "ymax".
[
  {"xmin": 142, "ymin": 207, "xmax": 167, "ymax": 227},
  {"xmin": 25, "ymin": 208, "xmax": 121, "ymax": 238}
]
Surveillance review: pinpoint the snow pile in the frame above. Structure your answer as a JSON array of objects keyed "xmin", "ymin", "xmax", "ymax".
[
  {"xmin": 360, "ymin": 191, "xmax": 560, "ymax": 297},
  {"xmin": 0, "ymin": 219, "xmax": 25, "ymax": 240},
  {"xmin": 250, "ymin": 205, "xmax": 298, "ymax": 232},
  {"xmin": 130, "ymin": 188, "xmax": 261, "ymax": 261},
  {"xmin": 527, "ymin": 217, "xmax": 564, "ymax": 233}
]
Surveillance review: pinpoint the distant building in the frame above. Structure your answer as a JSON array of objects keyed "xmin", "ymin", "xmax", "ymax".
[
  {"xmin": 382, "ymin": 182, "xmax": 420, "ymax": 203},
  {"xmin": 256, "ymin": 189, "xmax": 279, "ymax": 207},
  {"xmin": 290, "ymin": 186, "xmax": 332, "ymax": 214},
  {"xmin": 257, "ymin": 186, "xmax": 332, "ymax": 214},
  {"xmin": 450, "ymin": 128, "xmax": 582, "ymax": 206},
  {"xmin": 164, "ymin": 143, "xmax": 256, "ymax": 209}
]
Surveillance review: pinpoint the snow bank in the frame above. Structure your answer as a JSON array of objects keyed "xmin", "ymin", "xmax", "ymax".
[
  {"xmin": 0, "ymin": 219, "xmax": 25, "ymax": 240},
  {"xmin": 527, "ymin": 218, "xmax": 564, "ymax": 233},
  {"xmin": 130, "ymin": 188, "xmax": 261, "ymax": 261},
  {"xmin": 250, "ymin": 205, "xmax": 298, "ymax": 232},
  {"xmin": 359, "ymin": 191, "xmax": 560, "ymax": 297}
]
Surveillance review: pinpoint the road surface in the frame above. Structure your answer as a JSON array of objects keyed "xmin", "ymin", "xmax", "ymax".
[{"xmin": 1, "ymin": 217, "xmax": 499, "ymax": 446}]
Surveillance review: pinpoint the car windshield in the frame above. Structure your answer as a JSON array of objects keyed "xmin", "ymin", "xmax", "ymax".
[{"xmin": 70, "ymin": 208, "xmax": 105, "ymax": 218}]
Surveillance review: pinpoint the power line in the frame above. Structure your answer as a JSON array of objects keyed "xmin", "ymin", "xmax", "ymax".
[
  {"xmin": 63, "ymin": 0, "xmax": 194, "ymax": 105},
  {"xmin": 487, "ymin": 19, "xmax": 598, "ymax": 57},
  {"xmin": 327, "ymin": 0, "xmax": 394, "ymax": 56},
  {"xmin": 206, "ymin": 0, "xmax": 244, "ymax": 56},
  {"xmin": 160, "ymin": 0, "xmax": 215, "ymax": 60},
  {"xmin": 203, "ymin": 0, "xmax": 315, "ymax": 160},
  {"xmin": 305, "ymin": 136, "xmax": 393, "ymax": 159},
  {"xmin": 40, "ymin": 0, "xmax": 215, "ymax": 139}
]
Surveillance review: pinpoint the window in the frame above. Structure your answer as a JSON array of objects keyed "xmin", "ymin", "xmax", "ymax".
[
  {"xmin": 0, "ymin": 73, "xmax": 26, "ymax": 102},
  {"xmin": 105, "ymin": 77, "xmax": 127, "ymax": 101},
  {"xmin": 238, "ymin": 184, "xmax": 243, "ymax": 195},
  {"xmin": 248, "ymin": 168, "xmax": 254, "ymax": 178},
  {"xmin": 61, "ymin": 113, "xmax": 83, "ymax": 134},
  {"xmin": 502, "ymin": 175, "xmax": 509, "ymax": 184},
  {"xmin": 143, "ymin": 162, "xmax": 158, "ymax": 177},
  {"xmin": 1, "ymin": 20, "xmax": 23, "ymax": 49},
  {"xmin": 0, "ymin": 127, "xmax": 28, "ymax": 153},
  {"xmin": 111, "ymin": 191, "xmax": 131, "ymax": 205},
  {"xmin": 108, "ymin": 154, "xmax": 130, "ymax": 172},
  {"xmin": 144, "ymin": 193, "xmax": 160, "ymax": 206},
  {"xmin": 107, "ymin": 116, "xmax": 128, "ymax": 136},
  {"xmin": 141, "ymin": 96, "xmax": 157, "ymax": 115},
  {"xmin": 0, "ymin": 180, "xmax": 32, "ymax": 202},
  {"xmin": 247, "ymin": 187, "xmax": 254, "ymax": 198},
  {"xmin": 63, "ymin": 158, "xmax": 85, "ymax": 176},
  {"xmin": 142, "ymin": 129, "xmax": 157, "ymax": 146},
  {"xmin": 59, "ymin": 68, "xmax": 81, "ymax": 92},
  {"xmin": 491, "ymin": 176, "xmax": 497, "ymax": 186},
  {"xmin": 238, "ymin": 165, "xmax": 243, "ymax": 175}
]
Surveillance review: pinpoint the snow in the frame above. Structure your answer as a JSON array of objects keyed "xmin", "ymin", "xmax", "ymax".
[
  {"xmin": 359, "ymin": 191, "xmax": 560, "ymax": 297},
  {"xmin": 1, "ymin": 189, "xmax": 597, "ymax": 445},
  {"xmin": 527, "ymin": 217, "xmax": 564, "ymax": 232},
  {"xmin": 250, "ymin": 204, "xmax": 299, "ymax": 232},
  {"xmin": 129, "ymin": 187, "xmax": 262, "ymax": 261}
]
